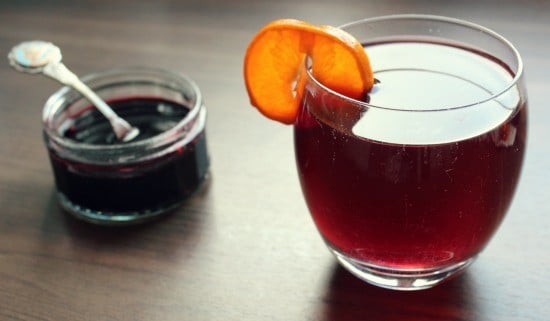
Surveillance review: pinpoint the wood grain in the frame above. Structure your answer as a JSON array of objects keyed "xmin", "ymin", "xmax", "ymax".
[{"xmin": 0, "ymin": 1, "xmax": 548, "ymax": 320}]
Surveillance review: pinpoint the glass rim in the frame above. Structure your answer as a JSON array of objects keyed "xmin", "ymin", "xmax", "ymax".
[
  {"xmin": 42, "ymin": 66, "xmax": 203, "ymax": 152},
  {"xmin": 305, "ymin": 14, "xmax": 524, "ymax": 112}
]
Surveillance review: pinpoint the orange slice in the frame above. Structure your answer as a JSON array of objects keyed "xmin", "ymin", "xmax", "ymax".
[{"xmin": 244, "ymin": 19, "xmax": 374, "ymax": 124}]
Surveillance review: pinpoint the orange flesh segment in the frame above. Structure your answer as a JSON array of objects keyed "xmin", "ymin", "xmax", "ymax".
[{"xmin": 244, "ymin": 19, "xmax": 374, "ymax": 124}]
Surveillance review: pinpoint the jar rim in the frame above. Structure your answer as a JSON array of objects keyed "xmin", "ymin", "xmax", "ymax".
[{"xmin": 42, "ymin": 66, "xmax": 203, "ymax": 153}]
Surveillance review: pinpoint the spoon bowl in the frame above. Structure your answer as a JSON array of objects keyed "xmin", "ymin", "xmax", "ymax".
[{"xmin": 8, "ymin": 40, "xmax": 140, "ymax": 142}]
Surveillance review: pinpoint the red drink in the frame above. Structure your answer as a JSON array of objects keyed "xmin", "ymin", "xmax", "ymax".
[{"xmin": 294, "ymin": 38, "xmax": 527, "ymax": 285}]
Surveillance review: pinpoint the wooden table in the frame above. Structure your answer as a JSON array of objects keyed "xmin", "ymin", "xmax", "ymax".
[{"xmin": 0, "ymin": 1, "xmax": 548, "ymax": 320}]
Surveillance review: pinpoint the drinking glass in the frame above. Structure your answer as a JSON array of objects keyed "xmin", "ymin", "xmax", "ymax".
[{"xmin": 294, "ymin": 15, "xmax": 527, "ymax": 290}]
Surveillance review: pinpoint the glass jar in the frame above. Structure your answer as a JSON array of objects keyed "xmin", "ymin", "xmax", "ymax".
[{"xmin": 42, "ymin": 67, "xmax": 209, "ymax": 225}]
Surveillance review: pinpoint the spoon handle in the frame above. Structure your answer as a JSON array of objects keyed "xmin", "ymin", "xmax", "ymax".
[
  {"xmin": 43, "ymin": 62, "xmax": 116, "ymax": 120},
  {"xmin": 42, "ymin": 62, "xmax": 136, "ymax": 140}
]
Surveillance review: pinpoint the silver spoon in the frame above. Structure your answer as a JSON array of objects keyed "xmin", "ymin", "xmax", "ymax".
[{"xmin": 8, "ymin": 40, "xmax": 140, "ymax": 142}]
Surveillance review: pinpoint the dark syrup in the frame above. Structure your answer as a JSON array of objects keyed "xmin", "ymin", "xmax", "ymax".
[{"xmin": 49, "ymin": 97, "xmax": 209, "ymax": 214}]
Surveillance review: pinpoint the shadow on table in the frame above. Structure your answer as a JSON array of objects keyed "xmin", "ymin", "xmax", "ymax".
[{"xmin": 318, "ymin": 263, "xmax": 479, "ymax": 321}]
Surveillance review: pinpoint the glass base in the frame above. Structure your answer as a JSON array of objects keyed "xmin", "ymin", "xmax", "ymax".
[
  {"xmin": 57, "ymin": 192, "xmax": 182, "ymax": 226},
  {"xmin": 328, "ymin": 245, "xmax": 475, "ymax": 290}
]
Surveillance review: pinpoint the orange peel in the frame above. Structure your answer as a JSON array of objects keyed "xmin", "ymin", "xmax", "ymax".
[{"xmin": 244, "ymin": 19, "xmax": 374, "ymax": 124}]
